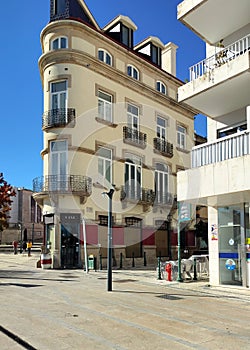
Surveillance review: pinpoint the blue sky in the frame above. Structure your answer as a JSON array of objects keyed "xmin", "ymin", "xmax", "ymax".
[{"xmin": 0, "ymin": 0, "xmax": 206, "ymax": 190}]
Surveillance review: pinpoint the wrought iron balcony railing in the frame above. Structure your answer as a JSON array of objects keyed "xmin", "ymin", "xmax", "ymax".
[
  {"xmin": 153, "ymin": 137, "xmax": 174, "ymax": 157},
  {"xmin": 33, "ymin": 175, "xmax": 92, "ymax": 196},
  {"xmin": 120, "ymin": 186, "xmax": 155, "ymax": 205},
  {"xmin": 123, "ymin": 126, "xmax": 147, "ymax": 148},
  {"xmin": 42, "ymin": 108, "xmax": 76, "ymax": 129}
]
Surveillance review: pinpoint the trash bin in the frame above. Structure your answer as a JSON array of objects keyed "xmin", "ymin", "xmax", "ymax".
[{"xmin": 88, "ymin": 254, "xmax": 96, "ymax": 270}]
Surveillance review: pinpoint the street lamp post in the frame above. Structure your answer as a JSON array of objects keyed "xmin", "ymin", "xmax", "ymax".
[{"xmin": 103, "ymin": 188, "xmax": 115, "ymax": 292}]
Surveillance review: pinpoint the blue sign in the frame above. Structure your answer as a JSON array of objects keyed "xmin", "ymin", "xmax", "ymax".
[{"xmin": 225, "ymin": 259, "xmax": 236, "ymax": 270}]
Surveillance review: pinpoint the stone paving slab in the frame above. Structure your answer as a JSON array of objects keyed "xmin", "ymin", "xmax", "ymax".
[{"xmin": 1, "ymin": 252, "xmax": 250, "ymax": 350}]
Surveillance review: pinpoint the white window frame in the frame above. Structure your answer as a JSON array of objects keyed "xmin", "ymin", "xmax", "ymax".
[
  {"xmin": 155, "ymin": 163, "xmax": 169, "ymax": 204},
  {"xmin": 98, "ymin": 147, "xmax": 112, "ymax": 184},
  {"xmin": 125, "ymin": 154, "xmax": 142, "ymax": 200},
  {"xmin": 127, "ymin": 65, "xmax": 139, "ymax": 80},
  {"xmin": 50, "ymin": 80, "xmax": 68, "ymax": 111},
  {"xmin": 127, "ymin": 103, "xmax": 139, "ymax": 131},
  {"xmin": 177, "ymin": 125, "xmax": 187, "ymax": 149},
  {"xmin": 156, "ymin": 81, "xmax": 167, "ymax": 95},
  {"xmin": 157, "ymin": 116, "xmax": 166, "ymax": 140},
  {"xmin": 50, "ymin": 140, "xmax": 68, "ymax": 190},
  {"xmin": 98, "ymin": 49, "xmax": 112, "ymax": 66},
  {"xmin": 51, "ymin": 36, "xmax": 68, "ymax": 50},
  {"xmin": 98, "ymin": 90, "xmax": 112, "ymax": 122}
]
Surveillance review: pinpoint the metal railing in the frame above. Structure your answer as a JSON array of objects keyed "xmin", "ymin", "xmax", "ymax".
[
  {"xmin": 42, "ymin": 108, "xmax": 76, "ymax": 129},
  {"xmin": 120, "ymin": 186, "xmax": 155, "ymax": 204},
  {"xmin": 33, "ymin": 175, "xmax": 92, "ymax": 195},
  {"xmin": 189, "ymin": 34, "xmax": 250, "ymax": 81},
  {"xmin": 123, "ymin": 126, "xmax": 147, "ymax": 148},
  {"xmin": 154, "ymin": 192, "xmax": 174, "ymax": 206},
  {"xmin": 192, "ymin": 130, "xmax": 250, "ymax": 168},
  {"xmin": 153, "ymin": 138, "xmax": 173, "ymax": 157}
]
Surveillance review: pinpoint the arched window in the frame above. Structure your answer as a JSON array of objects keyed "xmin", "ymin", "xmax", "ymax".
[
  {"xmin": 98, "ymin": 49, "xmax": 112, "ymax": 66},
  {"xmin": 51, "ymin": 37, "xmax": 68, "ymax": 50},
  {"xmin": 127, "ymin": 65, "xmax": 139, "ymax": 80},
  {"xmin": 156, "ymin": 81, "xmax": 167, "ymax": 95}
]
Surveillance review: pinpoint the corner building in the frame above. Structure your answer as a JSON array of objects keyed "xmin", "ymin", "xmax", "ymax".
[
  {"xmin": 177, "ymin": 0, "xmax": 250, "ymax": 287},
  {"xmin": 33, "ymin": 0, "xmax": 197, "ymax": 269}
]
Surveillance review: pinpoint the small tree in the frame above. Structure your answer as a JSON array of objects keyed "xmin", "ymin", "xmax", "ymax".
[{"xmin": 0, "ymin": 173, "xmax": 16, "ymax": 232}]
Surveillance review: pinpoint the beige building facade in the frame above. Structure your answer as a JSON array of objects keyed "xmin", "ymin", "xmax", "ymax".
[
  {"xmin": 177, "ymin": 0, "xmax": 250, "ymax": 287},
  {"xmin": 33, "ymin": 0, "xmax": 197, "ymax": 269}
]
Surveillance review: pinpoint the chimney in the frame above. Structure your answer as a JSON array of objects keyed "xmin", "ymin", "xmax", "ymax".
[{"xmin": 162, "ymin": 42, "xmax": 178, "ymax": 76}]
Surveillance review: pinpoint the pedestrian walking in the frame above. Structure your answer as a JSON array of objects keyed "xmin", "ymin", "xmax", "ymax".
[
  {"xmin": 27, "ymin": 240, "xmax": 32, "ymax": 257},
  {"xmin": 12, "ymin": 240, "xmax": 18, "ymax": 255},
  {"xmin": 22, "ymin": 241, "xmax": 27, "ymax": 252}
]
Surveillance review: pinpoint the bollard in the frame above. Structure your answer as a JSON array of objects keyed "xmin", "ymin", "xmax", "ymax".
[
  {"xmin": 193, "ymin": 258, "xmax": 197, "ymax": 281},
  {"xmin": 119, "ymin": 252, "xmax": 123, "ymax": 269},
  {"xmin": 166, "ymin": 263, "xmax": 172, "ymax": 281},
  {"xmin": 99, "ymin": 254, "xmax": 102, "ymax": 270},
  {"xmin": 144, "ymin": 251, "xmax": 147, "ymax": 267},
  {"xmin": 157, "ymin": 257, "xmax": 162, "ymax": 280},
  {"xmin": 132, "ymin": 252, "xmax": 135, "ymax": 267}
]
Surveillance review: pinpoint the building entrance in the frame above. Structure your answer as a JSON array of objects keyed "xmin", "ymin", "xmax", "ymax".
[
  {"xmin": 218, "ymin": 204, "xmax": 249, "ymax": 287},
  {"xmin": 60, "ymin": 213, "xmax": 81, "ymax": 268}
]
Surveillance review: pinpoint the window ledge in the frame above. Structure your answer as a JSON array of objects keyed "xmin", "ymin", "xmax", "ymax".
[
  {"xmin": 176, "ymin": 147, "xmax": 190, "ymax": 154},
  {"xmin": 95, "ymin": 117, "xmax": 118, "ymax": 128}
]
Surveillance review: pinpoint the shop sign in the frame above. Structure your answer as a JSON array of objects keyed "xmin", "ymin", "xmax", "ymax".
[
  {"xmin": 178, "ymin": 202, "xmax": 191, "ymax": 222},
  {"xmin": 60, "ymin": 213, "xmax": 81, "ymax": 224}
]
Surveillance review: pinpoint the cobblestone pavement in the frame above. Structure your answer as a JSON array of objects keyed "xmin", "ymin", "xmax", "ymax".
[{"xmin": 0, "ymin": 252, "xmax": 250, "ymax": 350}]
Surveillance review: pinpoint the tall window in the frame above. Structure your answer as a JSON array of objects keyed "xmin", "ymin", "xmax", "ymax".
[
  {"xmin": 50, "ymin": 140, "xmax": 68, "ymax": 182},
  {"xmin": 98, "ymin": 90, "xmax": 112, "ymax": 122},
  {"xmin": 125, "ymin": 154, "xmax": 142, "ymax": 200},
  {"xmin": 50, "ymin": 81, "xmax": 67, "ymax": 110},
  {"xmin": 177, "ymin": 125, "xmax": 187, "ymax": 149},
  {"xmin": 54, "ymin": 0, "xmax": 66, "ymax": 15},
  {"xmin": 127, "ymin": 103, "xmax": 139, "ymax": 131},
  {"xmin": 98, "ymin": 49, "xmax": 112, "ymax": 66},
  {"xmin": 157, "ymin": 116, "xmax": 166, "ymax": 140},
  {"xmin": 155, "ymin": 163, "xmax": 169, "ymax": 204},
  {"xmin": 127, "ymin": 65, "xmax": 139, "ymax": 80},
  {"xmin": 156, "ymin": 81, "xmax": 167, "ymax": 95},
  {"xmin": 97, "ymin": 147, "xmax": 112, "ymax": 184},
  {"xmin": 51, "ymin": 37, "xmax": 68, "ymax": 50}
]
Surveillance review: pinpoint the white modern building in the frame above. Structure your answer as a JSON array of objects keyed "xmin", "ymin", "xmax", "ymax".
[{"xmin": 177, "ymin": 0, "xmax": 250, "ymax": 287}]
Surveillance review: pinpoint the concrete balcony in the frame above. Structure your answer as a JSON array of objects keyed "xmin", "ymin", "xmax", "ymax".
[
  {"xmin": 192, "ymin": 130, "xmax": 250, "ymax": 167},
  {"xmin": 177, "ymin": 0, "xmax": 250, "ymax": 44},
  {"xmin": 178, "ymin": 35, "xmax": 250, "ymax": 118},
  {"xmin": 177, "ymin": 136, "xmax": 250, "ymax": 207}
]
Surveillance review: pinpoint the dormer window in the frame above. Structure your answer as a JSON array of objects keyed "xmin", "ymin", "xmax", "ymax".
[
  {"xmin": 103, "ymin": 16, "xmax": 137, "ymax": 50},
  {"xmin": 156, "ymin": 81, "xmax": 167, "ymax": 95},
  {"xmin": 54, "ymin": 0, "xmax": 66, "ymax": 15},
  {"xmin": 127, "ymin": 65, "xmax": 139, "ymax": 80},
  {"xmin": 134, "ymin": 37, "xmax": 164, "ymax": 67},
  {"xmin": 51, "ymin": 37, "xmax": 68, "ymax": 50},
  {"xmin": 98, "ymin": 49, "xmax": 112, "ymax": 66}
]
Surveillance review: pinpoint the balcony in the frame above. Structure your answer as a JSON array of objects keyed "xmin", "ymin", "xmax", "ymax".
[
  {"xmin": 177, "ymin": 0, "xmax": 250, "ymax": 45},
  {"xmin": 123, "ymin": 126, "xmax": 147, "ymax": 149},
  {"xmin": 153, "ymin": 138, "xmax": 173, "ymax": 158},
  {"xmin": 120, "ymin": 186, "xmax": 155, "ymax": 205},
  {"xmin": 33, "ymin": 175, "xmax": 92, "ymax": 196},
  {"xmin": 42, "ymin": 108, "xmax": 76, "ymax": 130},
  {"xmin": 178, "ymin": 35, "xmax": 250, "ymax": 118},
  {"xmin": 192, "ymin": 130, "xmax": 250, "ymax": 167}
]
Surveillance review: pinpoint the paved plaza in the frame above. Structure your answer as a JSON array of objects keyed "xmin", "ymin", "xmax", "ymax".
[{"xmin": 0, "ymin": 252, "xmax": 250, "ymax": 350}]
